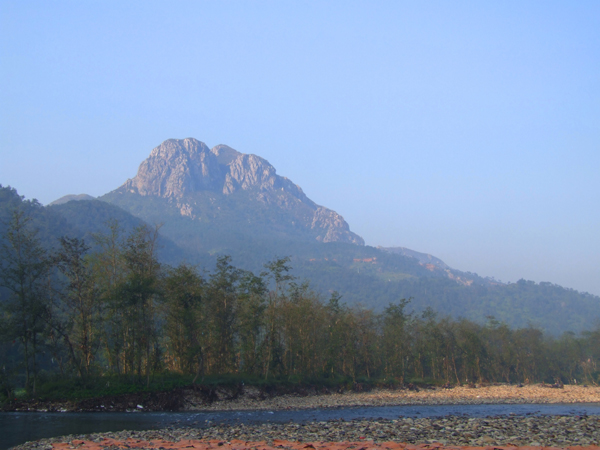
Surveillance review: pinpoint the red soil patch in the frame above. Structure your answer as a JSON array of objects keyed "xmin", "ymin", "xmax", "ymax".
[{"xmin": 50, "ymin": 439, "xmax": 600, "ymax": 450}]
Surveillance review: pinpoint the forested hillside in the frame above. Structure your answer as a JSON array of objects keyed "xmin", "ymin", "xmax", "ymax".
[
  {"xmin": 1, "ymin": 189, "xmax": 600, "ymax": 402},
  {"xmin": 41, "ymin": 196, "xmax": 596, "ymax": 335},
  {"xmin": 98, "ymin": 189, "xmax": 600, "ymax": 334},
  {"xmin": 91, "ymin": 138, "xmax": 600, "ymax": 335},
  {"xmin": 48, "ymin": 198, "xmax": 191, "ymax": 266}
]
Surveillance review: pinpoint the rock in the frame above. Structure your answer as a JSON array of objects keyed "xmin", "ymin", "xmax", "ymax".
[{"xmin": 112, "ymin": 138, "xmax": 364, "ymax": 245}]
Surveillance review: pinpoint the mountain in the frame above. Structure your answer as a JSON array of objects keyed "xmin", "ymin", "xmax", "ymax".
[
  {"xmin": 0, "ymin": 185, "xmax": 79, "ymax": 250},
  {"xmin": 23, "ymin": 137, "xmax": 597, "ymax": 335},
  {"xmin": 47, "ymin": 199, "xmax": 188, "ymax": 265},
  {"xmin": 49, "ymin": 194, "xmax": 96, "ymax": 205},
  {"xmin": 98, "ymin": 138, "xmax": 490, "ymax": 287},
  {"xmin": 381, "ymin": 247, "xmax": 450, "ymax": 270},
  {"xmin": 379, "ymin": 246, "xmax": 499, "ymax": 287},
  {"xmin": 94, "ymin": 138, "xmax": 600, "ymax": 334},
  {"xmin": 104, "ymin": 138, "xmax": 363, "ymax": 247},
  {"xmin": 0, "ymin": 185, "xmax": 185, "ymax": 266}
]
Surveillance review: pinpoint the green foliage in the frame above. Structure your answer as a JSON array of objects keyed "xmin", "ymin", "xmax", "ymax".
[
  {"xmin": 4, "ymin": 185, "xmax": 600, "ymax": 335},
  {"xmin": 32, "ymin": 373, "xmax": 196, "ymax": 401},
  {"xmin": 48, "ymin": 199, "xmax": 187, "ymax": 266},
  {"xmin": 0, "ymin": 207, "xmax": 52, "ymax": 396},
  {"xmin": 99, "ymin": 189, "xmax": 600, "ymax": 335},
  {"xmin": 50, "ymin": 236, "xmax": 101, "ymax": 379},
  {"xmin": 3, "ymin": 184, "xmax": 600, "ymax": 406},
  {"xmin": 161, "ymin": 263, "xmax": 205, "ymax": 378}
]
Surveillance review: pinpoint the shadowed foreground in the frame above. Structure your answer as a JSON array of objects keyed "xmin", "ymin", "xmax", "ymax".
[
  {"xmin": 9, "ymin": 415, "xmax": 600, "ymax": 450},
  {"xmin": 47, "ymin": 439, "xmax": 600, "ymax": 450}
]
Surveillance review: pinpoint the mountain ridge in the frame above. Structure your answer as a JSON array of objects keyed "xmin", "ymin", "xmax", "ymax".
[
  {"xmin": 109, "ymin": 138, "xmax": 363, "ymax": 245},
  {"xmin": 49, "ymin": 193, "xmax": 96, "ymax": 206},
  {"xmin": 30, "ymin": 136, "xmax": 600, "ymax": 334}
]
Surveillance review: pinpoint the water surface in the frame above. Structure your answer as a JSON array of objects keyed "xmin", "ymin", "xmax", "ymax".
[{"xmin": 3, "ymin": 403, "xmax": 600, "ymax": 450}]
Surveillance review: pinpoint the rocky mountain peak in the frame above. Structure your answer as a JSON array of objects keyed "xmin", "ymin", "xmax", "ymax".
[
  {"xmin": 124, "ymin": 138, "xmax": 223, "ymax": 198},
  {"xmin": 113, "ymin": 138, "xmax": 364, "ymax": 245},
  {"xmin": 122, "ymin": 138, "xmax": 289, "ymax": 198},
  {"xmin": 210, "ymin": 144, "xmax": 241, "ymax": 165},
  {"xmin": 148, "ymin": 137, "xmax": 208, "ymax": 159}
]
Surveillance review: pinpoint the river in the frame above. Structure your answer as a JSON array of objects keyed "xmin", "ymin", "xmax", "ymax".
[{"xmin": 3, "ymin": 403, "xmax": 600, "ymax": 450}]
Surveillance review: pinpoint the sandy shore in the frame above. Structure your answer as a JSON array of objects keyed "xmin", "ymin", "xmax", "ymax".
[{"xmin": 185, "ymin": 384, "xmax": 600, "ymax": 411}]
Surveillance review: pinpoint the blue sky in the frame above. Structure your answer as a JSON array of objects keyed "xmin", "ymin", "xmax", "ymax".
[{"xmin": 1, "ymin": 1, "xmax": 599, "ymax": 295}]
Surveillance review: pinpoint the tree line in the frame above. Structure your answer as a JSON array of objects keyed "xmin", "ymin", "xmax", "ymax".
[{"xmin": 1, "ymin": 208, "xmax": 599, "ymax": 399}]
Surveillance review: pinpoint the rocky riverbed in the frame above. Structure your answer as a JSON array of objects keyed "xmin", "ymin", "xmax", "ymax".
[
  {"xmin": 8, "ymin": 385, "xmax": 600, "ymax": 450},
  {"xmin": 9, "ymin": 415, "xmax": 600, "ymax": 450},
  {"xmin": 187, "ymin": 384, "xmax": 600, "ymax": 411},
  {"xmin": 9, "ymin": 384, "xmax": 600, "ymax": 413}
]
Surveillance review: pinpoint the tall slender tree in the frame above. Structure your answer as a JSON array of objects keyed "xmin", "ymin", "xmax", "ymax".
[
  {"xmin": 91, "ymin": 220, "xmax": 127, "ymax": 374},
  {"xmin": 262, "ymin": 257, "xmax": 294, "ymax": 379},
  {"xmin": 0, "ymin": 209, "xmax": 50, "ymax": 395},
  {"xmin": 204, "ymin": 256, "xmax": 242, "ymax": 374},
  {"xmin": 50, "ymin": 237, "xmax": 101, "ymax": 379},
  {"xmin": 162, "ymin": 263, "xmax": 205, "ymax": 379},
  {"xmin": 116, "ymin": 225, "xmax": 162, "ymax": 386},
  {"xmin": 381, "ymin": 299, "xmax": 411, "ymax": 382}
]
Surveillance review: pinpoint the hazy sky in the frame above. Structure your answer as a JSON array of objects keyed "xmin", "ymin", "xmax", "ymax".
[{"xmin": 1, "ymin": 1, "xmax": 599, "ymax": 295}]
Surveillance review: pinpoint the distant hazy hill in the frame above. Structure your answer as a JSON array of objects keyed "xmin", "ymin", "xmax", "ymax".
[
  {"xmin": 0, "ymin": 184, "xmax": 76, "ymax": 249},
  {"xmin": 8, "ymin": 137, "xmax": 600, "ymax": 334},
  {"xmin": 48, "ymin": 199, "xmax": 188, "ymax": 265},
  {"xmin": 48, "ymin": 193, "xmax": 96, "ymax": 205},
  {"xmin": 95, "ymin": 139, "xmax": 600, "ymax": 334},
  {"xmin": 379, "ymin": 246, "xmax": 495, "ymax": 287},
  {"xmin": 0, "ymin": 185, "xmax": 188, "ymax": 267},
  {"xmin": 381, "ymin": 246, "xmax": 450, "ymax": 270}
]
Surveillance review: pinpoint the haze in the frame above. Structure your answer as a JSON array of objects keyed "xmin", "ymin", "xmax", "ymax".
[{"xmin": 1, "ymin": 1, "xmax": 598, "ymax": 295}]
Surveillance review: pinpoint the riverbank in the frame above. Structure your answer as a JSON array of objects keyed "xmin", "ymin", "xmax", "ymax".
[
  {"xmin": 9, "ymin": 415, "xmax": 600, "ymax": 450},
  {"xmin": 5, "ymin": 384, "xmax": 600, "ymax": 412},
  {"xmin": 188, "ymin": 384, "xmax": 600, "ymax": 411}
]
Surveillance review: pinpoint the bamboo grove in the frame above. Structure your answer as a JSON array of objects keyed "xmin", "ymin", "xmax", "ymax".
[{"xmin": 1, "ymin": 210, "xmax": 600, "ymax": 398}]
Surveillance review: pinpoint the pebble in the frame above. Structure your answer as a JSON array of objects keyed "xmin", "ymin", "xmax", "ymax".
[
  {"xmin": 10, "ymin": 415, "xmax": 600, "ymax": 450},
  {"xmin": 9, "ymin": 385, "xmax": 600, "ymax": 449},
  {"xmin": 186, "ymin": 384, "xmax": 600, "ymax": 411}
]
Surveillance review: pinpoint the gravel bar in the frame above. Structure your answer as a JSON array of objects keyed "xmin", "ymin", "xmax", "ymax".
[
  {"xmin": 10, "ymin": 415, "xmax": 600, "ymax": 450},
  {"xmin": 8, "ymin": 384, "xmax": 600, "ymax": 413},
  {"xmin": 188, "ymin": 385, "xmax": 600, "ymax": 411}
]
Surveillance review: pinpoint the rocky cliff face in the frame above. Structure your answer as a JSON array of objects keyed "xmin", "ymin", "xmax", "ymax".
[
  {"xmin": 121, "ymin": 139, "xmax": 222, "ymax": 197},
  {"xmin": 115, "ymin": 138, "xmax": 364, "ymax": 245}
]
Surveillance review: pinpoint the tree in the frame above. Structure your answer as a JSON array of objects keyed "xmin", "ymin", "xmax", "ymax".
[
  {"xmin": 0, "ymin": 209, "xmax": 51, "ymax": 395},
  {"xmin": 262, "ymin": 257, "xmax": 294, "ymax": 379},
  {"xmin": 381, "ymin": 299, "xmax": 411, "ymax": 381},
  {"xmin": 51, "ymin": 236, "xmax": 101, "ymax": 379},
  {"xmin": 162, "ymin": 263, "xmax": 205, "ymax": 379},
  {"xmin": 115, "ymin": 225, "xmax": 162, "ymax": 386},
  {"xmin": 90, "ymin": 219, "xmax": 128, "ymax": 375},
  {"xmin": 236, "ymin": 271, "xmax": 267, "ymax": 375},
  {"xmin": 204, "ymin": 256, "xmax": 242, "ymax": 374},
  {"xmin": 280, "ymin": 282, "xmax": 326, "ymax": 377}
]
